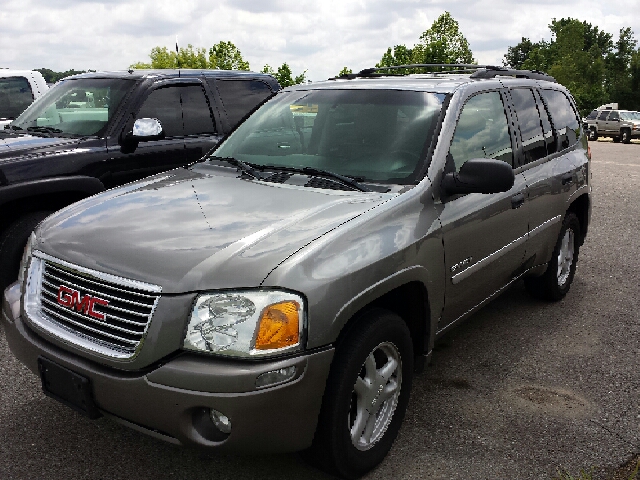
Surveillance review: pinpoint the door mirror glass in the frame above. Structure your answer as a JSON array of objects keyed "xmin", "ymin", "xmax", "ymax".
[{"xmin": 132, "ymin": 117, "xmax": 164, "ymax": 140}]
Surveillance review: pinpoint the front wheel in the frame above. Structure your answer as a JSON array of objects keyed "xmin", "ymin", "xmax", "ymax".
[
  {"xmin": 621, "ymin": 129, "xmax": 631, "ymax": 144},
  {"xmin": 525, "ymin": 212, "xmax": 581, "ymax": 301},
  {"xmin": 305, "ymin": 309, "xmax": 413, "ymax": 478}
]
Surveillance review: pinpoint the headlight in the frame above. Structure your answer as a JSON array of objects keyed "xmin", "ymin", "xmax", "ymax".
[
  {"xmin": 17, "ymin": 232, "xmax": 36, "ymax": 287},
  {"xmin": 183, "ymin": 291, "xmax": 305, "ymax": 358}
]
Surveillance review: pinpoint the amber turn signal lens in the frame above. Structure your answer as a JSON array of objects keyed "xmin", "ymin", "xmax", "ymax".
[{"xmin": 255, "ymin": 301, "xmax": 300, "ymax": 350}]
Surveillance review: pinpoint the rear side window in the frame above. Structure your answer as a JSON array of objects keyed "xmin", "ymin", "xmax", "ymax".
[
  {"xmin": 533, "ymin": 90, "xmax": 557, "ymax": 156},
  {"xmin": 541, "ymin": 90, "xmax": 580, "ymax": 151},
  {"xmin": 511, "ymin": 88, "xmax": 547, "ymax": 164},
  {"xmin": 213, "ymin": 79, "xmax": 274, "ymax": 130},
  {"xmin": 597, "ymin": 111, "xmax": 609, "ymax": 121},
  {"xmin": 0, "ymin": 76, "xmax": 33, "ymax": 120},
  {"xmin": 449, "ymin": 91, "xmax": 513, "ymax": 171}
]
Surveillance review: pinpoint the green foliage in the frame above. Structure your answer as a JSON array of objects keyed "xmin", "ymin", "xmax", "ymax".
[
  {"xmin": 503, "ymin": 18, "xmax": 640, "ymax": 115},
  {"xmin": 338, "ymin": 66, "xmax": 353, "ymax": 77},
  {"xmin": 262, "ymin": 63, "xmax": 307, "ymax": 87},
  {"xmin": 35, "ymin": 68, "xmax": 88, "ymax": 83},
  {"xmin": 130, "ymin": 42, "xmax": 249, "ymax": 70},
  {"xmin": 209, "ymin": 41, "xmax": 250, "ymax": 70},
  {"xmin": 376, "ymin": 12, "xmax": 474, "ymax": 73}
]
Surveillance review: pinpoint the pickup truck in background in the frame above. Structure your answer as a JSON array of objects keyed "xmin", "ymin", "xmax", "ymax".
[
  {"xmin": 0, "ymin": 69, "xmax": 280, "ymax": 291},
  {"xmin": 0, "ymin": 70, "xmax": 48, "ymax": 127},
  {"xmin": 584, "ymin": 108, "xmax": 640, "ymax": 143}
]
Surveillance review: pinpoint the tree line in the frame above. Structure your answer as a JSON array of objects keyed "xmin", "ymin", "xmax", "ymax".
[{"xmin": 36, "ymin": 12, "xmax": 639, "ymax": 115}]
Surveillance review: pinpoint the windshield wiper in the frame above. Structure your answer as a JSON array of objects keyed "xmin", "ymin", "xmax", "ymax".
[
  {"xmin": 210, "ymin": 156, "xmax": 265, "ymax": 181},
  {"xmin": 26, "ymin": 126, "xmax": 64, "ymax": 136},
  {"xmin": 4, "ymin": 125, "xmax": 22, "ymax": 131},
  {"xmin": 301, "ymin": 167, "xmax": 372, "ymax": 192}
]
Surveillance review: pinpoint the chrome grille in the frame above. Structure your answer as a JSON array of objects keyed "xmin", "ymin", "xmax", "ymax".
[{"xmin": 39, "ymin": 260, "xmax": 160, "ymax": 354}]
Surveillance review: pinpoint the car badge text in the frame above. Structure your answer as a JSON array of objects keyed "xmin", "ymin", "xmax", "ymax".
[{"xmin": 57, "ymin": 285, "xmax": 109, "ymax": 320}]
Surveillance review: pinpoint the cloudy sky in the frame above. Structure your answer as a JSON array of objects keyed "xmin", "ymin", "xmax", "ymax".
[{"xmin": 1, "ymin": 0, "xmax": 639, "ymax": 82}]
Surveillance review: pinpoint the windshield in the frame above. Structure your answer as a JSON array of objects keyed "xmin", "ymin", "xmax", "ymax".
[
  {"xmin": 10, "ymin": 78, "xmax": 135, "ymax": 136},
  {"xmin": 211, "ymin": 89, "xmax": 445, "ymax": 184},
  {"xmin": 620, "ymin": 111, "xmax": 640, "ymax": 121}
]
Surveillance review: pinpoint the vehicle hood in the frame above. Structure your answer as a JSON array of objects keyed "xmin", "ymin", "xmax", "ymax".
[
  {"xmin": 36, "ymin": 166, "xmax": 391, "ymax": 293},
  {"xmin": 0, "ymin": 132, "xmax": 80, "ymax": 160}
]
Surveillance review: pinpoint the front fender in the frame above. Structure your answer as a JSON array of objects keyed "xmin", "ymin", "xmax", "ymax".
[{"xmin": 0, "ymin": 176, "xmax": 105, "ymax": 205}]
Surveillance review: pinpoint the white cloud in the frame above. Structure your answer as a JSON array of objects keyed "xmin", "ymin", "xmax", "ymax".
[{"xmin": 1, "ymin": 0, "xmax": 638, "ymax": 81}]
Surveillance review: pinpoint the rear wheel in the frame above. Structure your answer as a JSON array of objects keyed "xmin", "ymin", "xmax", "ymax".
[
  {"xmin": 0, "ymin": 211, "xmax": 51, "ymax": 293},
  {"xmin": 525, "ymin": 212, "xmax": 580, "ymax": 301},
  {"xmin": 304, "ymin": 309, "xmax": 413, "ymax": 478}
]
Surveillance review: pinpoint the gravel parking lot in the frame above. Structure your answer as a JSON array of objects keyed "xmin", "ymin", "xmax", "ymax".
[{"xmin": 1, "ymin": 140, "xmax": 638, "ymax": 480}]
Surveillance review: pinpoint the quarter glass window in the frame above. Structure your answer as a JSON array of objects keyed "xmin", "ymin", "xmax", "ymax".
[
  {"xmin": 541, "ymin": 90, "xmax": 580, "ymax": 151},
  {"xmin": 449, "ymin": 91, "xmax": 513, "ymax": 171}
]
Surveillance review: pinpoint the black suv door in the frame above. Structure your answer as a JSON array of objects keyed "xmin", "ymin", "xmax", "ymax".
[{"xmin": 104, "ymin": 81, "xmax": 219, "ymax": 187}]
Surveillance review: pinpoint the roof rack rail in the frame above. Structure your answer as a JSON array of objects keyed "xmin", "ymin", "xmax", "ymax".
[{"xmin": 332, "ymin": 64, "xmax": 556, "ymax": 83}]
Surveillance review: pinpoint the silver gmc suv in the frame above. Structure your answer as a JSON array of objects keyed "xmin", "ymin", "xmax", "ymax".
[{"xmin": 2, "ymin": 65, "xmax": 591, "ymax": 478}]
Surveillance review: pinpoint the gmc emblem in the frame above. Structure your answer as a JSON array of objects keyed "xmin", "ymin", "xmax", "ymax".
[{"xmin": 57, "ymin": 285, "xmax": 109, "ymax": 321}]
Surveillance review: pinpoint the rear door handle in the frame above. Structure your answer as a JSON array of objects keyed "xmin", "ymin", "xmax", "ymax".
[
  {"xmin": 511, "ymin": 192, "xmax": 525, "ymax": 209},
  {"xmin": 562, "ymin": 173, "xmax": 574, "ymax": 185}
]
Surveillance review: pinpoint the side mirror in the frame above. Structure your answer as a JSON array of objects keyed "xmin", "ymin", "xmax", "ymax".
[
  {"xmin": 131, "ymin": 118, "xmax": 164, "ymax": 141},
  {"xmin": 441, "ymin": 158, "xmax": 514, "ymax": 196}
]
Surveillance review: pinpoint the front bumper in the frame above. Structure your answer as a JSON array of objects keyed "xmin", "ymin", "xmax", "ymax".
[{"xmin": 2, "ymin": 283, "xmax": 334, "ymax": 453}]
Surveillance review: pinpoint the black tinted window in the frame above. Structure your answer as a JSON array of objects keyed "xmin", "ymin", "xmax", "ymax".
[
  {"xmin": 212, "ymin": 79, "xmax": 273, "ymax": 129},
  {"xmin": 541, "ymin": 90, "xmax": 580, "ymax": 151},
  {"xmin": 449, "ymin": 91, "xmax": 513, "ymax": 170},
  {"xmin": 0, "ymin": 76, "xmax": 33, "ymax": 120},
  {"xmin": 597, "ymin": 111, "xmax": 609, "ymax": 121},
  {"xmin": 609, "ymin": 111, "xmax": 619, "ymax": 121},
  {"xmin": 534, "ymin": 90, "xmax": 557, "ymax": 156},
  {"xmin": 181, "ymin": 85, "xmax": 215, "ymax": 135},
  {"xmin": 137, "ymin": 87, "xmax": 183, "ymax": 137},
  {"xmin": 511, "ymin": 88, "xmax": 547, "ymax": 164}
]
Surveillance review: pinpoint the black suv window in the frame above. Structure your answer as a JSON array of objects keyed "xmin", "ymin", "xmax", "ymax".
[
  {"xmin": 137, "ymin": 85, "xmax": 215, "ymax": 138},
  {"xmin": 511, "ymin": 88, "xmax": 548, "ymax": 164},
  {"xmin": 597, "ymin": 111, "xmax": 609, "ymax": 121},
  {"xmin": 608, "ymin": 111, "xmax": 619, "ymax": 121},
  {"xmin": 541, "ymin": 90, "xmax": 580, "ymax": 151},
  {"xmin": 449, "ymin": 91, "xmax": 513, "ymax": 171},
  {"xmin": 181, "ymin": 85, "xmax": 215, "ymax": 135},
  {"xmin": 0, "ymin": 76, "xmax": 33, "ymax": 120},
  {"xmin": 212, "ymin": 79, "xmax": 273, "ymax": 129}
]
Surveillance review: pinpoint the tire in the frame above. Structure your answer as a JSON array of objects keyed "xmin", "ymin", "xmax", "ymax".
[
  {"xmin": 524, "ymin": 212, "xmax": 581, "ymax": 301},
  {"xmin": 612, "ymin": 135, "xmax": 621, "ymax": 143},
  {"xmin": 621, "ymin": 129, "xmax": 631, "ymax": 144},
  {"xmin": 588, "ymin": 127, "xmax": 598, "ymax": 141},
  {"xmin": 0, "ymin": 211, "xmax": 51, "ymax": 293},
  {"xmin": 304, "ymin": 309, "xmax": 413, "ymax": 479}
]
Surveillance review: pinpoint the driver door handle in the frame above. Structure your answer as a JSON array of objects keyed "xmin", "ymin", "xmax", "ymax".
[{"xmin": 511, "ymin": 192, "xmax": 525, "ymax": 209}]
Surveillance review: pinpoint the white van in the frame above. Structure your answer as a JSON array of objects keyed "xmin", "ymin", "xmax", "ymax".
[{"xmin": 0, "ymin": 70, "xmax": 48, "ymax": 127}]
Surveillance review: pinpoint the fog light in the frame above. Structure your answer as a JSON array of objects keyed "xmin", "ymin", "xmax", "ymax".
[
  {"xmin": 255, "ymin": 366, "xmax": 296, "ymax": 388},
  {"xmin": 210, "ymin": 409, "xmax": 232, "ymax": 434}
]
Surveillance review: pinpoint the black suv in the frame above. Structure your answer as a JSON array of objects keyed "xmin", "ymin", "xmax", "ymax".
[{"xmin": 0, "ymin": 69, "xmax": 280, "ymax": 290}]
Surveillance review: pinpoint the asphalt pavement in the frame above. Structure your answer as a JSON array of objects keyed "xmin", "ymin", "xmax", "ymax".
[{"xmin": 1, "ymin": 140, "xmax": 638, "ymax": 479}]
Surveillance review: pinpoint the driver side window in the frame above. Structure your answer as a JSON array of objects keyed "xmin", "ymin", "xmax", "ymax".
[{"xmin": 449, "ymin": 91, "xmax": 513, "ymax": 172}]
